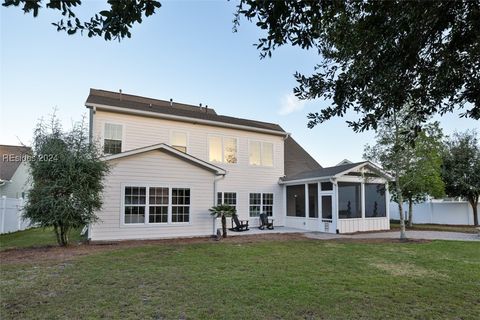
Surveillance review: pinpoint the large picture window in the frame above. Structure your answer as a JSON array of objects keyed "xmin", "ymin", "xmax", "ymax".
[
  {"xmin": 104, "ymin": 123, "xmax": 122, "ymax": 154},
  {"xmin": 286, "ymin": 185, "xmax": 305, "ymax": 217},
  {"xmin": 249, "ymin": 141, "xmax": 273, "ymax": 167},
  {"xmin": 365, "ymin": 183, "xmax": 387, "ymax": 218},
  {"xmin": 338, "ymin": 182, "xmax": 362, "ymax": 219},
  {"xmin": 209, "ymin": 136, "xmax": 237, "ymax": 164},
  {"xmin": 124, "ymin": 186, "xmax": 190, "ymax": 224}
]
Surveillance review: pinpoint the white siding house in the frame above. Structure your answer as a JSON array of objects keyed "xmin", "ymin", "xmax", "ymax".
[{"xmin": 86, "ymin": 89, "xmax": 391, "ymax": 240}]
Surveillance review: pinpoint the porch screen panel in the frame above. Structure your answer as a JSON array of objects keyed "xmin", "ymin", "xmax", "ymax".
[
  {"xmin": 338, "ymin": 182, "xmax": 362, "ymax": 219},
  {"xmin": 321, "ymin": 195, "xmax": 333, "ymax": 219},
  {"xmin": 365, "ymin": 183, "xmax": 387, "ymax": 217},
  {"xmin": 286, "ymin": 185, "xmax": 305, "ymax": 217},
  {"xmin": 308, "ymin": 184, "xmax": 318, "ymax": 218}
]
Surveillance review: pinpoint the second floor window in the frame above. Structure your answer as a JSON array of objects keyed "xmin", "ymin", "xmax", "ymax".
[
  {"xmin": 249, "ymin": 141, "xmax": 273, "ymax": 167},
  {"xmin": 104, "ymin": 123, "xmax": 122, "ymax": 154},
  {"xmin": 171, "ymin": 131, "xmax": 187, "ymax": 153},
  {"xmin": 208, "ymin": 136, "xmax": 237, "ymax": 164}
]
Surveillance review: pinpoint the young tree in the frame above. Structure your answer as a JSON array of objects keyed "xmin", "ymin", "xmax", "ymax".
[
  {"xmin": 399, "ymin": 124, "xmax": 445, "ymax": 227},
  {"xmin": 364, "ymin": 112, "xmax": 444, "ymax": 238},
  {"xmin": 209, "ymin": 204, "xmax": 236, "ymax": 238},
  {"xmin": 24, "ymin": 113, "xmax": 109, "ymax": 246},
  {"xmin": 442, "ymin": 131, "xmax": 480, "ymax": 226}
]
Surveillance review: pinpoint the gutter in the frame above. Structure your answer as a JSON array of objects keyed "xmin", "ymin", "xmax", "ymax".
[{"xmin": 86, "ymin": 103, "xmax": 290, "ymax": 137}]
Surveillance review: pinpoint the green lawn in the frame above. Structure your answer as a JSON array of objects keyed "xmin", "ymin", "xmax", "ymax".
[
  {"xmin": 0, "ymin": 227, "xmax": 83, "ymax": 251},
  {"xmin": 1, "ymin": 236, "xmax": 479, "ymax": 319},
  {"xmin": 390, "ymin": 221, "xmax": 479, "ymax": 233}
]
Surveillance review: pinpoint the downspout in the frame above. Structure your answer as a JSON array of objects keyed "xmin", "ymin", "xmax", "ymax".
[
  {"xmin": 212, "ymin": 173, "xmax": 226, "ymax": 235},
  {"xmin": 87, "ymin": 106, "xmax": 96, "ymax": 241}
]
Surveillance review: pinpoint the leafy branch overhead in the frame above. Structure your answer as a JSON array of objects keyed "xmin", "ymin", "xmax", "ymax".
[
  {"xmin": 2, "ymin": 0, "xmax": 161, "ymax": 40},
  {"xmin": 235, "ymin": 1, "xmax": 479, "ymax": 136}
]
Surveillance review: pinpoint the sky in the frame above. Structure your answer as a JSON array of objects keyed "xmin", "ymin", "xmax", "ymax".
[{"xmin": 1, "ymin": 0, "xmax": 478, "ymax": 167}]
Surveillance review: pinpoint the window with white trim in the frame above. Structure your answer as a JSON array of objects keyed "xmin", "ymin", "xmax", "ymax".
[
  {"xmin": 124, "ymin": 187, "xmax": 146, "ymax": 223},
  {"xmin": 217, "ymin": 192, "xmax": 237, "ymax": 210},
  {"xmin": 249, "ymin": 193, "xmax": 273, "ymax": 217},
  {"xmin": 123, "ymin": 186, "xmax": 190, "ymax": 224},
  {"xmin": 104, "ymin": 123, "xmax": 122, "ymax": 154},
  {"xmin": 172, "ymin": 188, "xmax": 190, "ymax": 223},
  {"xmin": 171, "ymin": 131, "xmax": 187, "ymax": 153},
  {"xmin": 208, "ymin": 136, "xmax": 237, "ymax": 164},
  {"xmin": 249, "ymin": 141, "xmax": 273, "ymax": 166},
  {"xmin": 149, "ymin": 187, "xmax": 169, "ymax": 223}
]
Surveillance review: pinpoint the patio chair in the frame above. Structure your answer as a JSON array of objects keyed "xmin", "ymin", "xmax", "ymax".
[
  {"xmin": 258, "ymin": 213, "xmax": 274, "ymax": 230},
  {"xmin": 229, "ymin": 215, "xmax": 249, "ymax": 232}
]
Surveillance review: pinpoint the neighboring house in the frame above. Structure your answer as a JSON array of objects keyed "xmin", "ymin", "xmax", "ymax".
[
  {"xmin": 86, "ymin": 89, "xmax": 391, "ymax": 241},
  {"xmin": 0, "ymin": 145, "xmax": 31, "ymax": 199}
]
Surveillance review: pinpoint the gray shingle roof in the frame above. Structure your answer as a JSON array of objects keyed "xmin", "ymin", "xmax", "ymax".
[
  {"xmin": 284, "ymin": 136, "xmax": 322, "ymax": 177},
  {"xmin": 283, "ymin": 161, "xmax": 368, "ymax": 181},
  {"xmin": 0, "ymin": 145, "xmax": 31, "ymax": 181},
  {"xmin": 86, "ymin": 89, "xmax": 285, "ymax": 133}
]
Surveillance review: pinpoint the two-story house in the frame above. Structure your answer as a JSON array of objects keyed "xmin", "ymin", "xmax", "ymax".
[{"xmin": 86, "ymin": 89, "xmax": 391, "ymax": 241}]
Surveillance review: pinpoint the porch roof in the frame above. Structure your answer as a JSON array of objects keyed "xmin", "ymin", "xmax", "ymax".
[{"xmin": 279, "ymin": 161, "xmax": 392, "ymax": 184}]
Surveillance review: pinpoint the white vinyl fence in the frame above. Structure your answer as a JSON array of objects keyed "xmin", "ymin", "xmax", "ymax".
[
  {"xmin": 390, "ymin": 200, "xmax": 478, "ymax": 225},
  {"xmin": 0, "ymin": 196, "xmax": 31, "ymax": 234}
]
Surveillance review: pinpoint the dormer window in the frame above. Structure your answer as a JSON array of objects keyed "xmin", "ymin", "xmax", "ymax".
[
  {"xmin": 104, "ymin": 123, "xmax": 123, "ymax": 154},
  {"xmin": 171, "ymin": 131, "xmax": 188, "ymax": 153}
]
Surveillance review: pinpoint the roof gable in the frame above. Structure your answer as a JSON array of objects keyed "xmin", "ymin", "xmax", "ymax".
[
  {"xmin": 102, "ymin": 143, "xmax": 226, "ymax": 175},
  {"xmin": 282, "ymin": 161, "xmax": 392, "ymax": 183}
]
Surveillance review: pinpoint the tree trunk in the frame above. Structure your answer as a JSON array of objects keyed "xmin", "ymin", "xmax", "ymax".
[
  {"xmin": 221, "ymin": 215, "xmax": 227, "ymax": 238},
  {"xmin": 469, "ymin": 197, "xmax": 478, "ymax": 226},
  {"xmin": 53, "ymin": 224, "xmax": 62, "ymax": 246},
  {"xmin": 408, "ymin": 198, "xmax": 413, "ymax": 228}
]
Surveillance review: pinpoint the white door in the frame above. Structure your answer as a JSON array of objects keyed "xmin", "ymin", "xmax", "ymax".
[{"xmin": 319, "ymin": 194, "xmax": 336, "ymax": 233}]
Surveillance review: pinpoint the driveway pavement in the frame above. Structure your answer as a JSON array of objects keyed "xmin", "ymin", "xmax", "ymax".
[{"xmin": 305, "ymin": 230, "xmax": 480, "ymax": 242}]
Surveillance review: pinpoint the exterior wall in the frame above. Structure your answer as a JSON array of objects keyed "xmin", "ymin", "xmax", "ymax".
[
  {"xmin": 93, "ymin": 110, "xmax": 285, "ymax": 226},
  {"xmin": 0, "ymin": 197, "xmax": 30, "ymax": 234},
  {"xmin": 90, "ymin": 150, "xmax": 216, "ymax": 241},
  {"xmin": 389, "ymin": 200, "xmax": 477, "ymax": 225},
  {"xmin": 0, "ymin": 162, "xmax": 30, "ymax": 198}
]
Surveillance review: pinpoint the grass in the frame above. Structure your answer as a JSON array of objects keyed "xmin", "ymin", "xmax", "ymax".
[
  {"xmin": 1, "ymin": 236, "xmax": 479, "ymax": 319},
  {"xmin": 390, "ymin": 221, "xmax": 479, "ymax": 234},
  {"xmin": 0, "ymin": 227, "xmax": 83, "ymax": 251}
]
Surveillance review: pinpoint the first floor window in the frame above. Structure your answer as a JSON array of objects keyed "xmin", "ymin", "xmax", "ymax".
[
  {"xmin": 172, "ymin": 188, "xmax": 190, "ymax": 222},
  {"xmin": 124, "ymin": 186, "xmax": 190, "ymax": 224},
  {"xmin": 217, "ymin": 192, "xmax": 237, "ymax": 210},
  {"xmin": 249, "ymin": 193, "xmax": 273, "ymax": 217},
  {"xmin": 149, "ymin": 187, "xmax": 169, "ymax": 223},
  {"xmin": 124, "ymin": 186, "xmax": 146, "ymax": 223},
  {"xmin": 104, "ymin": 123, "xmax": 123, "ymax": 154}
]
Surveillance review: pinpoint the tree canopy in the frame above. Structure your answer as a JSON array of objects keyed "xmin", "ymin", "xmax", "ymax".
[
  {"xmin": 24, "ymin": 114, "xmax": 109, "ymax": 245},
  {"xmin": 235, "ymin": 0, "xmax": 479, "ymax": 136},
  {"xmin": 2, "ymin": 0, "xmax": 161, "ymax": 40},
  {"xmin": 442, "ymin": 130, "xmax": 480, "ymax": 226}
]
